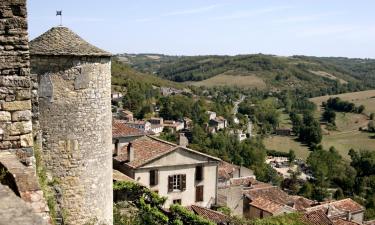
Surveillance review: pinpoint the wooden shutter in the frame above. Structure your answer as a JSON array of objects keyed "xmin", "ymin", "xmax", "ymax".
[
  {"xmin": 196, "ymin": 185, "xmax": 204, "ymax": 202},
  {"xmin": 150, "ymin": 170, "xmax": 154, "ymax": 186},
  {"xmin": 168, "ymin": 176, "xmax": 173, "ymax": 192},
  {"xmin": 181, "ymin": 174, "xmax": 186, "ymax": 191},
  {"xmin": 149, "ymin": 170, "xmax": 158, "ymax": 186},
  {"xmin": 154, "ymin": 170, "xmax": 158, "ymax": 185}
]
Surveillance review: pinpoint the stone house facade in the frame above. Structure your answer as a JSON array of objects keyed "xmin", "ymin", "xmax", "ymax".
[{"xmin": 113, "ymin": 135, "xmax": 221, "ymax": 208}]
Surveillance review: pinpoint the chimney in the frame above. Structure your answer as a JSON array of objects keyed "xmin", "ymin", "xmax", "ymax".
[
  {"xmin": 179, "ymin": 133, "xmax": 188, "ymax": 147},
  {"xmin": 127, "ymin": 142, "xmax": 134, "ymax": 162},
  {"xmin": 113, "ymin": 140, "xmax": 119, "ymax": 156}
]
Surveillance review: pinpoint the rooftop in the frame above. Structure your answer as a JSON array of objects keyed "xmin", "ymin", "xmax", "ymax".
[
  {"xmin": 112, "ymin": 120, "xmax": 145, "ymax": 138},
  {"xmin": 303, "ymin": 210, "xmax": 333, "ymax": 225},
  {"xmin": 250, "ymin": 196, "xmax": 290, "ymax": 215},
  {"xmin": 187, "ymin": 205, "xmax": 228, "ymax": 224},
  {"xmin": 218, "ymin": 161, "xmax": 239, "ymax": 180},
  {"xmin": 305, "ymin": 198, "xmax": 365, "ymax": 216},
  {"xmin": 30, "ymin": 26, "xmax": 111, "ymax": 56},
  {"xmin": 114, "ymin": 136, "xmax": 221, "ymax": 168}
]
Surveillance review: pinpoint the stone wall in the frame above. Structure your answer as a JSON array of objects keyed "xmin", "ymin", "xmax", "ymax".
[
  {"xmin": 31, "ymin": 55, "xmax": 113, "ymax": 225},
  {"xmin": 0, "ymin": 0, "xmax": 33, "ymax": 164}
]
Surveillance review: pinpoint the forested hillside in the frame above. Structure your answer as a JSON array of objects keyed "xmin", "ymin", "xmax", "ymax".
[{"xmin": 118, "ymin": 53, "xmax": 375, "ymax": 95}]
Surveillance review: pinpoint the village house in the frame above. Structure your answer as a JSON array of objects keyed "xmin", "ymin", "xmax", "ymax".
[
  {"xmin": 125, "ymin": 120, "xmax": 152, "ymax": 132},
  {"xmin": 149, "ymin": 117, "xmax": 164, "ymax": 125},
  {"xmin": 163, "ymin": 120, "xmax": 184, "ymax": 133},
  {"xmin": 183, "ymin": 117, "xmax": 193, "ymax": 129},
  {"xmin": 304, "ymin": 198, "xmax": 365, "ymax": 224},
  {"xmin": 111, "ymin": 92, "xmax": 123, "ymax": 101},
  {"xmin": 209, "ymin": 116, "xmax": 228, "ymax": 131},
  {"xmin": 112, "ymin": 120, "xmax": 146, "ymax": 155},
  {"xmin": 275, "ymin": 128, "xmax": 292, "ymax": 136},
  {"xmin": 150, "ymin": 124, "xmax": 164, "ymax": 135},
  {"xmin": 206, "ymin": 111, "xmax": 217, "ymax": 120},
  {"xmin": 113, "ymin": 136, "xmax": 221, "ymax": 208},
  {"xmin": 119, "ymin": 110, "xmax": 134, "ymax": 122}
]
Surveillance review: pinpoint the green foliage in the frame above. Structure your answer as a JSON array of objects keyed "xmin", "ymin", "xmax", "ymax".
[
  {"xmin": 297, "ymin": 113, "xmax": 322, "ymax": 146},
  {"xmin": 228, "ymin": 214, "xmax": 298, "ymax": 225},
  {"xmin": 322, "ymin": 108, "xmax": 336, "ymax": 125},
  {"xmin": 169, "ymin": 204, "xmax": 215, "ymax": 225},
  {"xmin": 325, "ymin": 97, "xmax": 365, "ymax": 113}
]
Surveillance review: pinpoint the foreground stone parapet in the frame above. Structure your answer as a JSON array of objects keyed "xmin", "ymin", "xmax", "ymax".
[
  {"xmin": 0, "ymin": 151, "xmax": 50, "ymax": 222},
  {"xmin": 0, "ymin": 184, "xmax": 48, "ymax": 225}
]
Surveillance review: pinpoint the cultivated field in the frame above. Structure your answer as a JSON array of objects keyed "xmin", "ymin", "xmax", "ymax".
[
  {"xmin": 188, "ymin": 73, "xmax": 267, "ymax": 89},
  {"xmin": 310, "ymin": 90, "xmax": 375, "ymax": 115}
]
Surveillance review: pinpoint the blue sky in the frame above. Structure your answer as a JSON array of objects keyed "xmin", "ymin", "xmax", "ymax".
[{"xmin": 28, "ymin": 0, "xmax": 375, "ymax": 58}]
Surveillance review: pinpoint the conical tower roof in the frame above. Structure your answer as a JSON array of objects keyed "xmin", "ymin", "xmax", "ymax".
[{"xmin": 30, "ymin": 26, "xmax": 111, "ymax": 57}]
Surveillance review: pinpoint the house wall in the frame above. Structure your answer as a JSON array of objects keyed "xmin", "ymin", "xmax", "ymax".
[
  {"xmin": 351, "ymin": 212, "xmax": 364, "ymax": 224},
  {"xmin": 248, "ymin": 206, "xmax": 271, "ymax": 219},
  {"xmin": 135, "ymin": 163, "xmax": 217, "ymax": 208},
  {"xmin": 217, "ymin": 185, "xmax": 243, "ymax": 216},
  {"xmin": 133, "ymin": 149, "xmax": 218, "ymax": 207}
]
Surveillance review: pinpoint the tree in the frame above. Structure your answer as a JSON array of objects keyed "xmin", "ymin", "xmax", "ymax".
[
  {"xmin": 368, "ymin": 121, "xmax": 375, "ymax": 132},
  {"xmin": 289, "ymin": 149, "xmax": 296, "ymax": 163},
  {"xmin": 322, "ymin": 109, "xmax": 336, "ymax": 125}
]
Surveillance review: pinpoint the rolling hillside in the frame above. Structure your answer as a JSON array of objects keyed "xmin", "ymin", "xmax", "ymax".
[{"xmin": 118, "ymin": 53, "xmax": 375, "ymax": 94}]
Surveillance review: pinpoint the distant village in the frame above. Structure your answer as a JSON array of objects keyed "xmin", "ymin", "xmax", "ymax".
[{"xmin": 111, "ymin": 90, "xmax": 372, "ymax": 225}]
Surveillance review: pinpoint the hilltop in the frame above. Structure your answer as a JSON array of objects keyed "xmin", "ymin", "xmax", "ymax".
[{"xmin": 118, "ymin": 53, "xmax": 375, "ymax": 94}]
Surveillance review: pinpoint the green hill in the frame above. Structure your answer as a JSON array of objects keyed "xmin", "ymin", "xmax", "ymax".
[
  {"xmin": 118, "ymin": 54, "xmax": 375, "ymax": 94},
  {"xmin": 111, "ymin": 58, "xmax": 185, "ymax": 92}
]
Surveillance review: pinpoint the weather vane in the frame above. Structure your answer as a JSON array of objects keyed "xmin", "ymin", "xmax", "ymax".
[{"xmin": 56, "ymin": 10, "xmax": 62, "ymax": 26}]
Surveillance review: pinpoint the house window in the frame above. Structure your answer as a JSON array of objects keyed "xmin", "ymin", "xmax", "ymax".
[
  {"xmin": 149, "ymin": 170, "xmax": 158, "ymax": 186},
  {"xmin": 195, "ymin": 185, "xmax": 204, "ymax": 202},
  {"xmin": 173, "ymin": 199, "xmax": 182, "ymax": 205},
  {"xmin": 168, "ymin": 174, "xmax": 186, "ymax": 192},
  {"xmin": 195, "ymin": 165, "xmax": 204, "ymax": 182}
]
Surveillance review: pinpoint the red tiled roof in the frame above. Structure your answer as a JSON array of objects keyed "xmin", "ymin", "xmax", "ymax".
[
  {"xmin": 365, "ymin": 220, "xmax": 375, "ymax": 225},
  {"xmin": 112, "ymin": 120, "xmax": 145, "ymax": 138},
  {"xmin": 249, "ymin": 196, "xmax": 285, "ymax": 215},
  {"xmin": 244, "ymin": 186, "xmax": 294, "ymax": 206},
  {"xmin": 114, "ymin": 136, "xmax": 176, "ymax": 168},
  {"xmin": 114, "ymin": 136, "xmax": 221, "ymax": 168},
  {"xmin": 218, "ymin": 161, "xmax": 239, "ymax": 180},
  {"xmin": 303, "ymin": 210, "xmax": 333, "ymax": 225},
  {"xmin": 306, "ymin": 198, "xmax": 365, "ymax": 217},
  {"xmin": 332, "ymin": 218, "xmax": 361, "ymax": 225},
  {"xmin": 230, "ymin": 177, "xmax": 269, "ymax": 188},
  {"xmin": 188, "ymin": 205, "xmax": 228, "ymax": 224},
  {"xmin": 290, "ymin": 195, "xmax": 316, "ymax": 211},
  {"xmin": 113, "ymin": 169, "xmax": 135, "ymax": 182}
]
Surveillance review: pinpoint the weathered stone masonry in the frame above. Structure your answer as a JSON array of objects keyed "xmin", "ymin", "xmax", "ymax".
[
  {"xmin": 30, "ymin": 27, "xmax": 113, "ymax": 225},
  {"xmin": 0, "ymin": 0, "xmax": 32, "ymax": 161},
  {"xmin": 0, "ymin": 1, "xmax": 50, "ymax": 223}
]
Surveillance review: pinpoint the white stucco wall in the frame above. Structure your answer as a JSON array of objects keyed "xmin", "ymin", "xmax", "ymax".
[{"xmin": 133, "ymin": 149, "xmax": 219, "ymax": 207}]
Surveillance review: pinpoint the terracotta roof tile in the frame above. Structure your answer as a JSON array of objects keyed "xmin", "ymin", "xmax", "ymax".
[
  {"xmin": 249, "ymin": 196, "xmax": 285, "ymax": 214},
  {"xmin": 188, "ymin": 205, "xmax": 229, "ymax": 224},
  {"xmin": 114, "ymin": 136, "xmax": 176, "ymax": 168},
  {"xmin": 290, "ymin": 195, "xmax": 316, "ymax": 211},
  {"xmin": 30, "ymin": 26, "xmax": 111, "ymax": 56},
  {"xmin": 112, "ymin": 120, "xmax": 145, "ymax": 138},
  {"xmin": 332, "ymin": 218, "xmax": 361, "ymax": 225},
  {"xmin": 244, "ymin": 186, "xmax": 294, "ymax": 206},
  {"xmin": 113, "ymin": 170, "xmax": 135, "ymax": 182},
  {"xmin": 218, "ymin": 161, "xmax": 239, "ymax": 180},
  {"xmin": 303, "ymin": 210, "xmax": 333, "ymax": 225},
  {"xmin": 306, "ymin": 198, "xmax": 365, "ymax": 217},
  {"xmin": 114, "ymin": 136, "xmax": 221, "ymax": 168}
]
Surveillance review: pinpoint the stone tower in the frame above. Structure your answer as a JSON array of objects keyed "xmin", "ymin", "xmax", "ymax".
[{"xmin": 29, "ymin": 27, "xmax": 113, "ymax": 225}]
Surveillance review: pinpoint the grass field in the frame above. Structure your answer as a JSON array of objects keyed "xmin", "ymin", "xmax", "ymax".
[
  {"xmin": 265, "ymin": 90, "xmax": 375, "ymax": 160},
  {"xmin": 310, "ymin": 90, "xmax": 375, "ymax": 115},
  {"xmin": 264, "ymin": 136, "xmax": 310, "ymax": 160},
  {"xmin": 322, "ymin": 131, "xmax": 375, "ymax": 160},
  {"xmin": 188, "ymin": 73, "xmax": 267, "ymax": 89}
]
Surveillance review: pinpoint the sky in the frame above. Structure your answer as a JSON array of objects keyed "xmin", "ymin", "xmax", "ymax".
[{"xmin": 28, "ymin": 0, "xmax": 375, "ymax": 58}]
